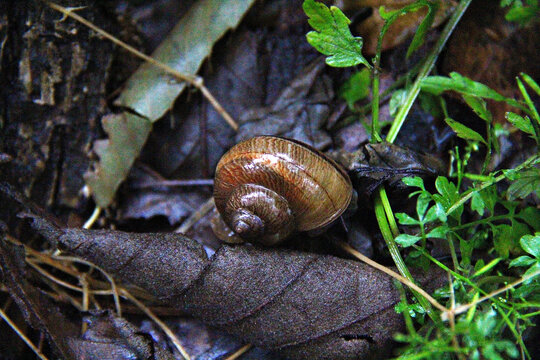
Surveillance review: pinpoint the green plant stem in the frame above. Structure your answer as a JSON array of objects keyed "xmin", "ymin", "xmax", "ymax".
[
  {"xmin": 386, "ymin": 0, "xmax": 473, "ymax": 143},
  {"xmin": 380, "ymin": 188, "xmax": 400, "ymax": 237},
  {"xmin": 371, "ymin": 68, "xmax": 382, "ymax": 142},
  {"xmin": 374, "ymin": 194, "xmax": 439, "ymax": 324}
]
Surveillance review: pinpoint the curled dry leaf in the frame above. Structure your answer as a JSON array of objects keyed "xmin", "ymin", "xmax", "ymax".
[
  {"xmin": 68, "ymin": 311, "xmax": 174, "ymax": 360},
  {"xmin": 24, "ymin": 213, "xmax": 446, "ymax": 360}
]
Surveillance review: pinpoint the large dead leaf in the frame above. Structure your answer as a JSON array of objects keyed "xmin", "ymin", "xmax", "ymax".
[
  {"xmin": 86, "ymin": 0, "xmax": 255, "ymax": 207},
  {"xmin": 25, "ymin": 213, "xmax": 446, "ymax": 360}
]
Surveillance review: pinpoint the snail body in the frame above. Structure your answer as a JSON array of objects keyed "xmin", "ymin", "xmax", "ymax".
[{"xmin": 213, "ymin": 136, "xmax": 352, "ymax": 245}]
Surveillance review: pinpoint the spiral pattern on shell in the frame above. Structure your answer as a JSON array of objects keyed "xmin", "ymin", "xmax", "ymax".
[{"xmin": 213, "ymin": 136, "xmax": 353, "ymax": 245}]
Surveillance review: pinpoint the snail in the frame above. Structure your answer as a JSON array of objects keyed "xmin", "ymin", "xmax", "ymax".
[{"xmin": 213, "ymin": 136, "xmax": 353, "ymax": 246}]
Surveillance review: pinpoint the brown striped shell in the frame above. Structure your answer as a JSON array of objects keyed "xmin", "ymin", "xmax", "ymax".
[{"xmin": 213, "ymin": 136, "xmax": 353, "ymax": 245}]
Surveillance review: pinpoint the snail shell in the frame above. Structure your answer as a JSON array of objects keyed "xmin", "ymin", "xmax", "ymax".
[{"xmin": 213, "ymin": 136, "xmax": 353, "ymax": 245}]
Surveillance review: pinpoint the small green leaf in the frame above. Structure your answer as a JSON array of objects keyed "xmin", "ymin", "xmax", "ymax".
[
  {"xmin": 521, "ymin": 72, "xmax": 540, "ymax": 96},
  {"xmin": 303, "ymin": 0, "xmax": 370, "ymax": 68},
  {"xmin": 471, "ymin": 191, "xmax": 486, "ymax": 216},
  {"xmin": 406, "ymin": 1, "xmax": 437, "ymax": 58},
  {"xmin": 444, "ymin": 117, "xmax": 487, "ymax": 144},
  {"xmin": 463, "ymin": 95, "xmax": 492, "ymax": 123},
  {"xmin": 505, "ymin": 112, "xmax": 535, "ymax": 135},
  {"xmin": 506, "ymin": 168, "xmax": 540, "ymax": 200},
  {"xmin": 402, "ymin": 176, "xmax": 425, "ymax": 190},
  {"xmin": 520, "ymin": 233, "xmax": 540, "ymax": 259},
  {"xmin": 339, "ymin": 69, "xmax": 370, "ymax": 109},
  {"xmin": 389, "ymin": 89, "xmax": 408, "ymax": 116},
  {"xmin": 523, "ymin": 263, "xmax": 540, "ymax": 285},
  {"xmin": 395, "ymin": 234, "xmax": 422, "ymax": 247},
  {"xmin": 509, "ymin": 255, "xmax": 535, "ymax": 268},
  {"xmin": 473, "ymin": 258, "xmax": 502, "ymax": 277},
  {"xmin": 416, "ymin": 193, "xmax": 431, "ymax": 220},
  {"xmin": 426, "ymin": 225, "xmax": 450, "ymax": 239},
  {"xmin": 493, "ymin": 224, "xmax": 515, "ymax": 259},
  {"xmin": 396, "ymin": 212, "xmax": 420, "ymax": 225}
]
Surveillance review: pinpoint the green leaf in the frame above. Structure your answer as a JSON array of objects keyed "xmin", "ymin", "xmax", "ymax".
[
  {"xmin": 395, "ymin": 234, "xmax": 422, "ymax": 247},
  {"xmin": 85, "ymin": 113, "xmax": 152, "ymax": 207},
  {"xmin": 523, "ymin": 262, "xmax": 540, "ymax": 285},
  {"xmin": 416, "ymin": 193, "xmax": 431, "ymax": 220},
  {"xmin": 505, "ymin": 112, "xmax": 535, "ymax": 135},
  {"xmin": 516, "ymin": 207, "xmax": 540, "ymax": 230},
  {"xmin": 396, "ymin": 212, "xmax": 420, "ymax": 225},
  {"xmin": 339, "ymin": 69, "xmax": 370, "ymax": 109},
  {"xmin": 521, "ymin": 72, "xmax": 540, "ymax": 96},
  {"xmin": 505, "ymin": 5, "xmax": 540, "ymax": 25},
  {"xmin": 421, "ymin": 72, "xmax": 522, "ymax": 108},
  {"xmin": 506, "ymin": 168, "xmax": 540, "ymax": 200},
  {"xmin": 463, "ymin": 95, "xmax": 492, "ymax": 123},
  {"xmin": 389, "ymin": 89, "xmax": 408, "ymax": 116},
  {"xmin": 402, "ymin": 176, "xmax": 425, "ymax": 190},
  {"xmin": 89, "ymin": 0, "xmax": 255, "ymax": 207},
  {"xmin": 473, "ymin": 258, "xmax": 502, "ymax": 277},
  {"xmin": 303, "ymin": 0, "xmax": 370, "ymax": 68},
  {"xmin": 471, "ymin": 191, "xmax": 486, "ymax": 216},
  {"xmin": 426, "ymin": 225, "xmax": 450, "ymax": 239},
  {"xmin": 520, "ymin": 233, "xmax": 540, "ymax": 259},
  {"xmin": 115, "ymin": 0, "xmax": 255, "ymax": 121},
  {"xmin": 444, "ymin": 117, "xmax": 487, "ymax": 144},
  {"xmin": 509, "ymin": 255, "xmax": 535, "ymax": 268},
  {"xmin": 434, "ymin": 176, "xmax": 462, "ymax": 219},
  {"xmin": 474, "ymin": 309, "xmax": 497, "ymax": 338},
  {"xmin": 493, "ymin": 224, "xmax": 517, "ymax": 258},
  {"xmin": 406, "ymin": 1, "xmax": 437, "ymax": 58}
]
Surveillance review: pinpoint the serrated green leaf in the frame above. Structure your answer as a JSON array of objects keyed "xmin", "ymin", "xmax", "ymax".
[
  {"xmin": 520, "ymin": 233, "xmax": 540, "ymax": 259},
  {"xmin": 509, "ymin": 255, "xmax": 535, "ymax": 268},
  {"xmin": 339, "ymin": 69, "xmax": 370, "ymax": 109},
  {"xmin": 493, "ymin": 224, "xmax": 515, "ymax": 258},
  {"xmin": 396, "ymin": 212, "xmax": 420, "ymax": 225},
  {"xmin": 424, "ymin": 205, "xmax": 439, "ymax": 223},
  {"xmin": 395, "ymin": 233, "xmax": 422, "ymax": 247},
  {"xmin": 506, "ymin": 168, "xmax": 540, "ymax": 200},
  {"xmin": 505, "ymin": 112, "xmax": 535, "ymax": 135},
  {"xmin": 303, "ymin": 0, "xmax": 370, "ymax": 68},
  {"xmin": 444, "ymin": 117, "xmax": 487, "ymax": 144},
  {"xmin": 471, "ymin": 191, "xmax": 486, "ymax": 216}
]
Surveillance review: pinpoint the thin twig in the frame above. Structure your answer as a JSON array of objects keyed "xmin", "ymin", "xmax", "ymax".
[
  {"xmin": 224, "ymin": 344, "xmax": 252, "ymax": 360},
  {"xmin": 175, "ymin": 197, "xmax": 215, "ymax": 233},
  {"xmin": 339, "ymin": 242, "xmax": 448, "ymax": 313},
  {"xmin": 120, "ymin": 289, "xmax": 191, "ymax": 360},
  {"xmin": 45, "ymin": 2, "xmax": 238, "ymax": 131},
  {"xmin": 0, "ymin": 309, "xmax": 49, "ymax": 360}
]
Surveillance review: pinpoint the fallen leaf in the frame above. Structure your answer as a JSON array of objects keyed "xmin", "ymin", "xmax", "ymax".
[
  {"xmin": 86, "ymin": 0, "xmax": 256, "ymax": 207},
  {"xmin": 24, "ymin": 213, "xmax": 446, "ymax": 360}
]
